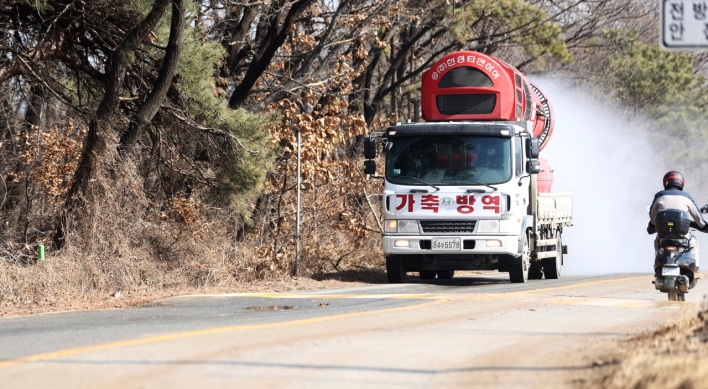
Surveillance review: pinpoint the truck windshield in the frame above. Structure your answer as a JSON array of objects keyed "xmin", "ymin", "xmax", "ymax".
[{"xmin": 386, "ymin": 136, "xmax": 512, "ymax": 185}]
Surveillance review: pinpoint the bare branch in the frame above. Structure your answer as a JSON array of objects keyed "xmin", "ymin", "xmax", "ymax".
[{"xmin": 362, "ymin": 186, "xmax": 383, "ymax": 234}]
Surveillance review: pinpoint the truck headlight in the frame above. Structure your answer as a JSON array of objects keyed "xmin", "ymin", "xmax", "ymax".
[
  {"xmin": 385, "ymin": 220, "xmax": 418, "ymax": 233},
  {"xmin": 477, "ymin": 220, "xmax": 499, "ymax": 233},
  {"xmin": 397, "ymin": 220, "xmax": 419, "ymax": 233}
]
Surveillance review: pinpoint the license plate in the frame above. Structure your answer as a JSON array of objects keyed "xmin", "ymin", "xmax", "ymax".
[
  {"xmin": 662, "ymin": 266, "xmax": 680, "ymax": 276},
  {"xmin": 432, "ymin": 238, "xmax": 461, "ymax": 251}
]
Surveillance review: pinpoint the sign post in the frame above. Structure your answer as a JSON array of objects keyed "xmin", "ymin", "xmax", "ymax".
[
  {"xmin": 661, "ymin": 0, "xmax": 708, "ymax": 50},
  {"xmin": 295, "ymin": 127, "xmax": 301, "ymax": 277}
]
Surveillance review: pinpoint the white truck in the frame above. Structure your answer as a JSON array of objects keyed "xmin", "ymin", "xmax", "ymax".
[{"xmin": 363, "ymin": 51, "xmax": 573, "ymax": 283}]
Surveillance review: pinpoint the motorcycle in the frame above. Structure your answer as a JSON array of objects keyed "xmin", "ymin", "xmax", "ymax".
[{"xmin": 650, "ymin": 208, "xmax": 707, "ymax": 301}]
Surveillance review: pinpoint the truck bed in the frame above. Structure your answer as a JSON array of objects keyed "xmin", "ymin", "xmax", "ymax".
[{"xmin": 537, "ymin": 192, "xmax": 573, "ymax": 226}]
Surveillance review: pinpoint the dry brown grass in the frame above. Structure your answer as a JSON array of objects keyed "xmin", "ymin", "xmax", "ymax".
[
  {"xmin": 588, "ymin": 300, "xmax": 708, "ymax": 389},
  {"xmin": 0, "ymin": 222, "xmax": 385, "ymax": 317},
  {"xmin": 0, "ymin": 209, "xmax": 384, "ymax": 317},
  {"xmin": 0, "ymin": 130, "xmax": 385, "ymax": 317}
]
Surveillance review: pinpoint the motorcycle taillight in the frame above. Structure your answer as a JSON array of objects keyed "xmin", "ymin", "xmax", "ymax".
[{"xmin": 667, "ymin": 246, "xmax": 677, "ymax": 251}]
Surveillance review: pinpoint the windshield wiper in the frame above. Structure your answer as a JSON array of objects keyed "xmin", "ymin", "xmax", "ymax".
[
  {"xmin": 398, "ymin": 176, "xmax": 440, "ymax": 191},
  {"xmin": 451, "ymin": 177, "xmax": 497, "ymax": 191}
]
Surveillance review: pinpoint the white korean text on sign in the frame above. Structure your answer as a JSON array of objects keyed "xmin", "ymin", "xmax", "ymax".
[{"xmin": 395, "ymin": 194, "xmax": 503, "ymax": 217}]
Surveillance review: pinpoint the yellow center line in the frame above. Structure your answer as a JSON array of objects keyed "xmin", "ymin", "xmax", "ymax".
[
  {"xmin": 0, "ymin": 300, "xmax": 450, "ymax": 370},
  {"xmin": 509, "ymin": 275, "xmax": 648, "ymax": 294},
  {"xmin": 225, "ymin": 275, "xmax": 649, "ymax": 300}
]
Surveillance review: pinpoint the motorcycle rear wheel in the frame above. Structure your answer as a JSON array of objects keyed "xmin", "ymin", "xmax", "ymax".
[{"xmin": 668, "ymin": 289, "xmax": 678, "ymax": 301}]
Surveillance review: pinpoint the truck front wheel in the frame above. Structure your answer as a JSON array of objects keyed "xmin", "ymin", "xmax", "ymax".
[
  {"xmin": 509, "ymin": 234, "xmax": 530, "ymax": 283},
  {"xmin": 386, "ymin": 255, "xmax": 407, "ymax": 283}
]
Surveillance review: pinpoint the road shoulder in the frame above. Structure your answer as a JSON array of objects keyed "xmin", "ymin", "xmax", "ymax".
[{"xmin": 583, "ymin": 301, "xmax": 708, "ymax": 389}]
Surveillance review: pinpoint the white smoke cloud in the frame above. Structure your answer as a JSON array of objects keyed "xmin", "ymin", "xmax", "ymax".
[{"xmin": 530, "ymin": 77, "xmax": 697, "ymax": 275}]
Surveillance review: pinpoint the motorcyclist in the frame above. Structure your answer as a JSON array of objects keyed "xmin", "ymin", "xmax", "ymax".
[{"xmin": 647, "ymin": 171, "xmax": 707, "ymax": 274}]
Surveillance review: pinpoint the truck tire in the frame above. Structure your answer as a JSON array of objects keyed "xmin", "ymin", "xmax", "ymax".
[
  {"xmin": 528, "ymin": 262, "xmax": 543, "ymax": 279},
  {"xmin": 509, "ymin": 235, "xmax": 530, "ymax": 283},
  {"xmin": 386, "ymin": 255, "xmax": 406, "ymax": 283},
  {"xmin": 543, "ymin": 232, "xmax": 562, "ymax": 279},
  {"xmin": 437, "ymin": 270, "xmax": 454, "ymax": 279},
  {"xmin": 419, "ymin": 271, "xmax": 436, "ymax": 280}
]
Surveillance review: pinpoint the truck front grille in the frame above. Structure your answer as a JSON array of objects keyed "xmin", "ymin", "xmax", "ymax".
[{"xmin": 420, "ymin": 220, "xmax": 476, "ymax": 234}]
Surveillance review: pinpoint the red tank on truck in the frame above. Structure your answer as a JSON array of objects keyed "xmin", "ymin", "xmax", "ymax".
[{"xmin": 363, "ymin": 51, "xmax": 573, "ymax": 283}]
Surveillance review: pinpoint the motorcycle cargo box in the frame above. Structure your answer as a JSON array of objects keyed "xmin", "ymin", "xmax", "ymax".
[{"xmin": 655, "ymin": 209, "xmax": 692, "ymax": 238}]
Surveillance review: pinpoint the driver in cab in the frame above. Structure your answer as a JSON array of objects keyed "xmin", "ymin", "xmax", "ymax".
[{"xmin": 476, "ymin": 147, "xmax": 505, "ymax": 183}]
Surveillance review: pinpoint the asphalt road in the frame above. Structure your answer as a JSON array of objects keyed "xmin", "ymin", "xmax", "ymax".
[{"xmin": 0, "ymin": 273, "xmax": 705, "ymax": 388}]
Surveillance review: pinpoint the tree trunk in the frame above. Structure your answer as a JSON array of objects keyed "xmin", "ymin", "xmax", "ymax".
[
  {"xmin": 226, "ymin": 2, "xmax": 260, "ymax": 75},
  {"xmin": 227, "ymin": 0, "xmax": 314, "ymax": 108},
  {"xmin": 54, "ymin": 0, "xmax": 169, "ymax": 248},
  {"xmin": 120, "ymin": 0, "xmax": 185, "ymax": 151},
  {"xmin": 2, "ymin": 84, "xmax": 43, "ymax": 240},
  {"xmin": 23, "ymin": 84, "xmax": 44, "ymax": 133}
]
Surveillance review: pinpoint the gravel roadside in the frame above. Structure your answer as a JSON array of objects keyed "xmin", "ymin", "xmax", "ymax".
[{"xmin": 586, "ymin": 299, "xmax": 708, "ymax": 389}]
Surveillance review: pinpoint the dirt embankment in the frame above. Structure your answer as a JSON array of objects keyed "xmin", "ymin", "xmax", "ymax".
[
  {"xmin": 0, "ymin": 269, "xmax": 387, "ymax": 317},
  {"xmin": 588, "ymin": 300, "xmax": 708, "ymax": 389}
]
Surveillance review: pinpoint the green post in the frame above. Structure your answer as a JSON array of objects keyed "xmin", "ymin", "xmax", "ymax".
[{"xmin": 37, "ymin": 244, "xmax": 45, "ymax": 262}]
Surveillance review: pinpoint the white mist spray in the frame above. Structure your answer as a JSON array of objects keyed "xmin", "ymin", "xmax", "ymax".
[{"xmin": 531, "ymin": 78, "xmax": 692, "ymax": 275}]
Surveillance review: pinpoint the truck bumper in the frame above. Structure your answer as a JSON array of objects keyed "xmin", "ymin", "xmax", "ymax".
[{"xmin": 382, "ymin": 235, "xmax": 520, "ymax": 256}]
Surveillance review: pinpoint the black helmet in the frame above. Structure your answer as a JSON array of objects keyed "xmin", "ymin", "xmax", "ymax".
[{"xmin": 663, "ymin": 171, "xmax": 685, "ymax": 190}]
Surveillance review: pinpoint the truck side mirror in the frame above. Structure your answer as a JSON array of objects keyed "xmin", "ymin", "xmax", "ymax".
[
  {"xmin": 364, "ymin": 138, "xmax": 376, "ymax": 159},
  {"xmin": 526, "ymin": 138, "xmax": 540, "ymax": 159},
  {"xmin": 526, "ymin": 160, "xmax": 541, "ymax": 174},
  {"xmin": 364, "ymin": 160, "xmax": 377, "ymax": 175}
]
